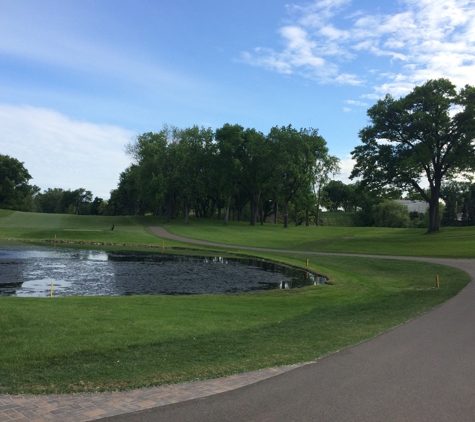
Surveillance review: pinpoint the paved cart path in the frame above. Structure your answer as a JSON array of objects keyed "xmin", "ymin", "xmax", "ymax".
[{"xmin": 2, "ymin": 227, "xmax": 475, "ymax": 421}]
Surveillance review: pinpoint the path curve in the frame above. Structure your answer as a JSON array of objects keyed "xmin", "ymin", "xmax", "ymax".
[
  {"xmin": 2, "ymin": 228, "xmax": 475, "ymax": 422},
  {"xmin": 102, "ymin": 227, "xmax": 475, "ymax": 421}
]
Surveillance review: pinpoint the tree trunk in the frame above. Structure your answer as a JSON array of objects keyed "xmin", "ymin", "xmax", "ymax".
[
  {"xmin": 224, "ymin": 193, "xmax": 232, "ymax": 226},
  {"xmin": 428, "ymin": 192, "xmax": 440, "ymax": 232},
  {"xmin": 250, "ymin": 197, "xmax": 256, "ymax": 226},
  {"xmin": 184, "ymin": 200, "xmax": 189, "ymax": 224},
  {"xmin": 316, "ymin": 186, "xmax": 322, "ymax": 226},
  {"xmin": 306, "ymin": 208, "xmax": 309, "ymax": 226},
  {"xmin": 424, "ymin": 179, "xmax": 442, "ymax": 232},
  {"xmin": 283, "ymin": 201, "xmax": 289, "ymax": 228},
  {"xmin": 166, "ymin": 195, "xmax": 171, "ymax": 223},
  {"xmin": 273, "ymin": 201, "xmax": 278, "ymax": 224}
]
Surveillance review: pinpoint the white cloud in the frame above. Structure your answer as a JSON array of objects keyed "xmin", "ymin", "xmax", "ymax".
[
  {"xmin": 0, "ymin": 104, "xmax": 133, "ymax": 198},
  {"xmin": 344, "ymin": 100, "xmax": 368, "ymax": 107},
  {"xmin": 242, "ymin": 0, "xmax": 475, "ymax": 96},
  {"xmin": 334, "ymin": 156, "xmax": 355, "ymax": 183}
]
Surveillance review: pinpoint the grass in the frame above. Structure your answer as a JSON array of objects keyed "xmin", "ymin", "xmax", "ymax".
[
  {"xmin": 0, "ymin": 210, "xmax": 472, "ymax": 394},
  {"xmin": 320, "ymin": 211, "xmax": 354, "ymax": 227},
  {"xmin": 2, "ymin": 209, "xmax": 475, "ymax": 258},
  {"xmin": 163, "ymin": 217, "xmax": 475, "ymax": 258}
]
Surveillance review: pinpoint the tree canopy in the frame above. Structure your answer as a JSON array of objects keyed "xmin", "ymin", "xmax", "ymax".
[
  {"xmin": 0, "ymin": 154, "xmax": 36, "ymax": 211},
  {"xmin": 351, "ymin": 78, "xmax": 475, "ymax": 232},
  {"xmin": 111, "ymin": 124, "xmax": 334, "ymax": 227}
]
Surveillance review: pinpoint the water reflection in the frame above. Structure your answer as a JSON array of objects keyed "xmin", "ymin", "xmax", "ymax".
[{"xmin": 0, "ymin": 246, "xmax": 327, "ymax": 297}]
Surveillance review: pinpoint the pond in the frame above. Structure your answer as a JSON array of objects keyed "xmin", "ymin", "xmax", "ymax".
[{"xmin": 0, "ymin": 245, "xmax": 327, "ymax": 297}]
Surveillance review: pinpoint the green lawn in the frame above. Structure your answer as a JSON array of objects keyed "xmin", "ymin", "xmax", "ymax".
[
  {"xmin": 319, "ymin": 211, "xmax": 354, "ymax": 227},
  {"xmin": 164, "ymin": 217, "xmax": 475, "ymax": 258},
  {"xmin": 2, "ymin": 209, "xmax": 475, "ymax": 258},
  {"xmin": 0, "ymin": 211, "xmax": 472, "ymax": 394}
]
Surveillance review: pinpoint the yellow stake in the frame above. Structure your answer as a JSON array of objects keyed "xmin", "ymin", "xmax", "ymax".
[
  {"xmin": 306, "ymin": 259, "xmax": 309, "ymax": 267},
  {"xmin": 436, "ymin": 275, "xmax": 440, "ymax": 289},
  {"xmin": 50, "ymin": 283, "xmax": 54, "ymax": 297}
]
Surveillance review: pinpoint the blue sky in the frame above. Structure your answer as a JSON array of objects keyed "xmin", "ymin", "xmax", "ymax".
[{"xmin": 1, "ymin": 0, "xmax": 475, "ymax": 198}]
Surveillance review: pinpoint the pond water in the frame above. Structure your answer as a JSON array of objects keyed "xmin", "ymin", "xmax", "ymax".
[{"xmin": 0, "ymin": 246, "xmax": 326, "ymax": 297}]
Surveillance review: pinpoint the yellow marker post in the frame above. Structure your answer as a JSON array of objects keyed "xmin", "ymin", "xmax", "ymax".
[
  {"xmin": 50, "ymin": 283, "xmax": 54, "ymax": 297},
  {"xmin": 306, "ymin": 259, "xmax": 309, "ymax": 267},
  {"xmin": 436, "ymin": 275, "xmax": 440, "ymax": 289}
]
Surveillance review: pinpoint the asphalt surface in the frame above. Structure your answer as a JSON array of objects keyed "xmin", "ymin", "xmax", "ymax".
[{"xmin": 98, "ymin": 228, "xmax": 475, "ymax": 421}]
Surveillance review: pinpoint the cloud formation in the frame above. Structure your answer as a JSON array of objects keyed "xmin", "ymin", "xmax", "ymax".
[
  {"xmin": 242, "ymin": 0, "xmax": 475, "ymax": 96},
  {"xmin": 0, "ymin": 104, "xmax": 133, "ymax": 198}
]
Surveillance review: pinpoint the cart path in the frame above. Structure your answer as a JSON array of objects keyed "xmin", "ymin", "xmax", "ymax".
[
  {"xmin": 149, "ymin": 225, "xmax": 475, "ymax": 272},
  {"xmin": 2, "ymin": 227, "xmax": 474, "ymax": 422}
]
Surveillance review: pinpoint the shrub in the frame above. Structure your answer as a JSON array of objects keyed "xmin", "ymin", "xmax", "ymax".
[{"xmin": 372, "ymin": 200, "xmax": 410, "ymax": 228}]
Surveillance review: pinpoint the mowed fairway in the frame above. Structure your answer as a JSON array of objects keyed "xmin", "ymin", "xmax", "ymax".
[
  {"xmin": 164, "ymin": 217, "xmax": 475, "ymax": 258},
  {"xmin": 0, "ymin": 210, "xmax": 472, "ymax": 394}
]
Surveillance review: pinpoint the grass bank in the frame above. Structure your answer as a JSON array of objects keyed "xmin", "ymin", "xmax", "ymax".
[{"xmin": 0, "ymin": 211, "xmax": 472, "ymax": 394}]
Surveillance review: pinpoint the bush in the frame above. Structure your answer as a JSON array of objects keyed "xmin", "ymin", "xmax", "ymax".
[{"xmin": 372, "ymin": 200, "xmax": 410, "ymax": 228}]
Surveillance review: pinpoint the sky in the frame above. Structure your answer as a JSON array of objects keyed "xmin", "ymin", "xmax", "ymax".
[{"xmin": 1, "ymin": 0, "xmax": 475, "ymax": 199}]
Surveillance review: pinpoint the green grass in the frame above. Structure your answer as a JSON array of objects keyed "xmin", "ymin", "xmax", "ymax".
[
  {"xmin": 320, "ymin": 211, "xmax": 354, "ymax": 227},
  {"xmin": 0, "ymin": 210, "xmax": 473, "ymax": 394},
  {"xmin": 164, "ymin": 217, "xmax": 475, "ymax": 258},
  {"xmin": 2, "ymin": 210, "xmax": 475, "ymax": 257},
  {"xmin": 0, "ymin": 252, "xmax": 468, "ymax": 394},
  {"xmin": 0, "ymin": 210, "xmax": 181, "ymax": 248}
]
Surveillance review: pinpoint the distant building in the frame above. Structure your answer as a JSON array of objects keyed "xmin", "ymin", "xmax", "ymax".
[{"xmin": 394, "ymin": 199, "xmax": 429, "ymax": 214}]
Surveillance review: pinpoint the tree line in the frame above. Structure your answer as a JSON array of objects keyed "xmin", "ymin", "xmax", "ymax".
[
  {"xmin": 0, "ymin": 155, "xmax": 105, "ymax": 215},
  {"xmin": 2, "ymin": 78, "xmax": 474, "ymax": 232},
  {"xmin": 107, "ymin": 124, "xmax": 339, "ymax": 227}
]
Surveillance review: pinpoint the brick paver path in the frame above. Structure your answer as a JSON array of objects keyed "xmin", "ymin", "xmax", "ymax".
[{"xmin": 0, "ymin": 364, "xmax": 307, "ymax": 421}]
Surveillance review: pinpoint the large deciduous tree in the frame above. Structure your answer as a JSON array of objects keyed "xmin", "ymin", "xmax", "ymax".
[
  {"xmin": 351, "ymin": 78, "xmax": 475, "ymax": 232},
  {"xmin": 0, "ymin": 155, "xmax": 33, "ymax": 210}
]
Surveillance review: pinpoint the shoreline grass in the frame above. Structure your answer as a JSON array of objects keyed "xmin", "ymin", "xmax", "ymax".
[{"xmin": 0, "ymin": 210, "xmax": 473, "ymax": 394}]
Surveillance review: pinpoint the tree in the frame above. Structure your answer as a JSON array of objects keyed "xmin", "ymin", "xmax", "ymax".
[
  {"xmin": 439, "ymin": 181, "xmax": 470, "ymax": 226},
  {"xmin": 322, "ymin": 180, "xmax": 351, "ymax": 212},
  {"xmin": 69, "ymin": 188, "xmax": 93, "ymax": 215},
  {"xmin": 126, "ymin": 131, "xmax": 169, "ymax": 215},
  {"xmin": 235, "ymin": 128, "xmax": 274, "ymax": 226},
  {"xmin": 0, "ymin": 155, "xmax": 33, "ymax": 210},
  {"xmin": 372, "ymin": 200, "xmax": 410, "ymax": 228},
  {"xmin": 35, "ymin": 188, "xmax": 65, "ymax": 213},
  {"xmin": 351, "ymin": 78, "xmax": 475, "ymax": 232},
  {"xmin": 215, "ymin": 124, "xmax": 246, "ymax": 226},
  {"xmin": 313, "ymin": 155, "xmax": 340, "ymax": 225},
  {"xmin": 89, "ymin": 196, "xmax": 105, "ymax": 215},
  {"xmin": 269, "ymin": 125, "xmax": 328, "ymax": 228}
]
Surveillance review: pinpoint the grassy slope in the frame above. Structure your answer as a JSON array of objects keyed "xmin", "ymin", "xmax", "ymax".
[
  {"xmin": 0, "ymin": 210, "xmax": 180, "ymax": 247},
  {"xmin": 0, "ymin": 211, "xmax": 472, "ymax": 394},
  {"xmin": 163, "ymin": 218, "xmax": 475, "ymax": 258},
  {"xmin": 2, "ymin": 210, "xmax": 475, "ymax": 257},
  {"xmin": 319, "ymin": 211, "xmax": 354, "ymax": 227}
]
